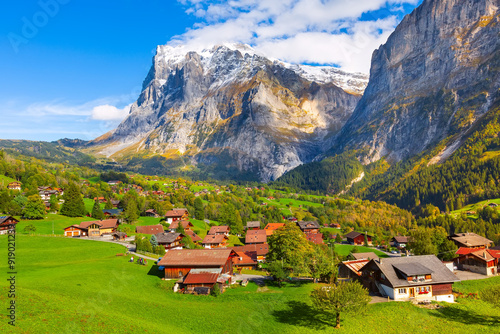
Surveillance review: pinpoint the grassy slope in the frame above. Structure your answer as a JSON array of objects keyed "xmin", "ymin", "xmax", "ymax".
[
  {"xmin": 448, "ymin": 198, "xmax": 500, "ymax": 218},
  {"xmin": 333, "ymin": 244, "xmax": 388, "ymax": 257},
  {"xmin": 1, "ymin": 236, "xmax": 500, "ymax": 333}
]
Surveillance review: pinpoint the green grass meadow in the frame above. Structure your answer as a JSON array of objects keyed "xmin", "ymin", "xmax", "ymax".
[
  {"xmin": 0, "ymin": 236, "xmax": 499, "ymax": 333},
  {"xmin": 333, "ymin": 244, "xmax": 388, "ymax": 257}
]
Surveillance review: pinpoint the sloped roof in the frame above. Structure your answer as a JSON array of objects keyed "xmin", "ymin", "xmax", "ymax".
[
  {"xmin": 168, "ymin": 220, "xmax": 193, "ymax": 230},
  {"xmin": 264, "ymin": 223, "xmax": 285, "ymax": 235},
  {"xmin": 158, "ymin": 249, "xmax": 234, "ymax": 267},
  {"xmin": 0, "ymin": 216, "xmax": 18, "ymax": 225},
  {"xmin": 246, "ymin": 221, "xmax": 261, "ymax": 228},
  {"xmin": 202, "ymin": 234, "xmax": 228, "ymax": 244},
  {"xmin": 393, "ymin": 263, "xmax": 433, "ymax": 276},
  {"xmin": 351, "ymin": 252, "xmax": 379, "ymax": 261},
  {"xmin": 232, "ymin": 244, "xmax": 269, "ymax": 257},
  {"xmin": 455, "ymin": 247, "xmax": 478, "ymax": 255},
  {"xmin": 208, "ymin": 225, "xmax": 230, "ymax": 235},
  {"xmin": 165, "ymin": 208, "xmax": 188, "ymax": 218},
  {"xmin": 470, "ymin": 249, "xmax": 496, "ymax": 262},
  {"xmin": 341, "ymin": 259, "xmax": 370, "ymax": 276},
  {"xmin": 450, "ymin": 232, "xmax": 492, "ymax": 247},
  {"xmin": 155, "ymin": 232, "xmax": 183, "ymax": 244},
  {"xmin": 183, "ymin": 268, "xmax": 222, "ymax": 284},
  {"xmin": 392, "ymin": 236, "xmax": 409, "ymax": 243},
  {"xmin": 245, "ymin": 230, "xmax": 267, "ymax": 244},
  {"xmin": 78, "ymin": 219, "xmax": 118, "ymax": 229},
  {"xmin": 345, "ymin": 231, "xmax": 372, "ymax": 239},
  {"xmin": 297, "ymin": 221, "xmax": 320, "ymax": 230},
  {"xmin": 102, "ymin": 209, "xmax": 123, "ymax": 215},
  {"xmin": 365, "ymin": 255, "xmax": 459, "ymax": 288},
  {"xmin": 184, "ymin": 229, "xmax": 202, "ymax": 242},
  {"xmin": 136, "ymin": 224, "xmax": 164, "ymax": 235}
]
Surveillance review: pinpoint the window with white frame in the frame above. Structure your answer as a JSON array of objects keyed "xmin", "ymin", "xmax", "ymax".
[{"xmin": 398, "ymin": 288, "xmax": 407, "ymax": 294}]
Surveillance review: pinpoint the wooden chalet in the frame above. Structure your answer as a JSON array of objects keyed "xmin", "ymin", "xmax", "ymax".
[
  {"xmin": 64, "ymin": 219, "xmax": 118, "ymax": 237},
  {"xmin": 449, "ymin": 232, "xmax": 492, "ymax": 249},
  {"xmin": 7, "ymin": 182, "xmax": 21, "ymax": 191},
  {"xmin": 245, "ymin": 230, "xmax": 267, "ymax": 245},
  {"xmin": 345, "ymin": 231, "xmax": 373, "ymax": 246},
  {"xmin": 112, "ymin": 232, "xmax": 127, "ymax": 241},
  {"xmin": 296, "ymin": 221, "xmax": 320, "ymax": 234},
  {"xmin": 305, "ymin": 233, "xmax": 324, "ymax": 245},
  {"xmin": 202, "ymin": 234, "xmax": 229, "ymax": 249},
  {"xmin": 454, "ymin": 247, "xmax": 499, "ymax": 276},
  {"xmin": 232, "ymin": 244, "xmax": 269, "ymax": 262},
  {"xmin": 155, "ymin": 232, "xmax": 185, "ymax": 251},
  {"xmin": 246, "ymin": 221, "xmax": 261, "ymax": 230},
  {"xmin": 181, "ymin": 268, "xmax": 231, "ymax": 294},
  {"xmin": 165, "ymin": 208, "xmax": 189, "ymax": 224},
  {"xmin": 0, "ymin": 216, "xmax": 18, "ymax": 234},
  {"xmin": 144, "ymin": 209, "xmax": 160, "ymax": 218},
  {"xmin": 339, "ymin": 259, "xmax": 370, "ymax": 280},
  {"xmin": 391, "ymin": 236, "xmax": 410, "ymax": 249},
  {"xmin": 360, "ymin": 255, "xmax": 459, "ymax": 302},
  {"xmin": 168, "ymin": 220, "xmax": 194, "ymax": 231},
  {"xmin": 136, "ymin": 224, "xmax": 164, "ymax": 235},
  {"xmin": 158, "ymin": 248, "xmax": 236, "ymax": 279},
  {"xmin": 264, "ymin": 223, "xmax": 285, "ymax": 236},
  {"xmin": 232, "ymin": 249, "xmax": 258, "ymax": 270},
  {"xmin": 208, "ymin": 225, "xmax": 230, "ymax": 236}
]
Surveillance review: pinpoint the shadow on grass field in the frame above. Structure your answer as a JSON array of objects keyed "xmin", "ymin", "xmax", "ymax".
[
  {"xmin": 147, "ymin": 265, "xmax": 164, "ymax": 279},
  {"xmin": 272, "ymin": 301, "xmax": 330, "ymax": 330},
  {"xmin": 431, "ymin": 303, "xmax": 500, "ymax": 327}
]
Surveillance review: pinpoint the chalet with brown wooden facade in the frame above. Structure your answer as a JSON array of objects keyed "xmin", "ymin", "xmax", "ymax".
[
  {"xmin": 145, "ymin": 209, "xmax": 160, "ymax": 217},
  {"xmin": 7, "ymin": 182, "xmax": 21, "ymax": 191},
  {"xmin": 296, "ymin": 221, "xmax": 320, "ymax": 234},
  {"xmin": 339, "ymin": 259, "xmax": 370, "ymax": 280},
  {"xmin": 0, "ymin": 216, "xmax": 18, "ymax": 234},
  {"xmin": 136, "ymin": 224, "xmax": 164, "ymax": 235},
  {"xmin": 454, "ymin": 247, "xmax": 499, "ymax": 276},
  {"xmin": 232, "ymin": 244, "xmax": 269, "ymax": 263},
  {"xmin": 155, "ymin": 232, "xmax": 185, "ymax": 251},
  {"xmin": 360, "ymin": 255, "xmax": 459, "ymax": 302},
  {"xmin": 305, "ymin": 233, "xmax": 324, "ymax": 245},
  {"xmin": 391, "ymin": 236, "xmax": 410, "ymax": 249},
  {"xmin": 168, "ymin": 220, "xmax": 194, "ymax": 232},
  {"xmin": 64, "ymin": 219, "xmax": 118, "ymax": 237},
  {"xmin": 202, "ymin": 234, "xmax": 229, "ymax": 249},
  {"xmin": 158, "ymin": 249, "xmax": 236, "ymax": 294},
  {"xmin": 345, "ymin": 231, "xmax": 373, "ymax": 246},
  {"xmin": 208, "ymin": 225, "xmax": 230, "ymax": 236},
  {"xmin": 165, "ymin": 208, "xmax": 189, "ymax": 224}
]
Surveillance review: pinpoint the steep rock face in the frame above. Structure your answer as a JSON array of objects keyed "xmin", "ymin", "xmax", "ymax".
[
  {"xmin": 335, "ymin": 0, "xmax": 500, "ymax": 164},
  {"xmin": 92, "ymin": 44, "xmax": 366, "ymax": 181}
]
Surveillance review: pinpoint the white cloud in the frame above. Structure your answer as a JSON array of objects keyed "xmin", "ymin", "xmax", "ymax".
[
  {"xmin": 91, "ymin": 104, "xmax": 132, "ymax": 121},
  {"xmin": 174, "ymin": 0, "xmax": 422, "ymax": 73}
]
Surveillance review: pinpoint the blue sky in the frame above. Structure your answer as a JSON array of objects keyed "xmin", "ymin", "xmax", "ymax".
[{"xmin": 0, "ymin": 0, "xmax": 422, "ymax": 142}]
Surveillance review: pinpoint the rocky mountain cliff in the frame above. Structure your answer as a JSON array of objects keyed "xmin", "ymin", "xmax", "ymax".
[
  {"xmin": 90, "ymin": 44, "xmax": 367, "ymax": 181},
  {"xmin": 333, "ymin": 0, "xmax": 500, "ymax": 164}
]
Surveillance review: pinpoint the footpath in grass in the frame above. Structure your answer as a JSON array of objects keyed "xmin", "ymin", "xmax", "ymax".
[{"xmin": 1, "ymin": 236, "xmax": 499, "ymax": 333}]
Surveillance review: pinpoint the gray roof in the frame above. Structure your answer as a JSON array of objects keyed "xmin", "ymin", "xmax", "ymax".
[
  {"xmin": 297, "ymin": 221, "xmax": 320, "ymax": 229},
  {"xmin": 368, "ymin": 255, "xmax": 459, "ymax": 288},
  {"xmin": 246, "ymin": 221, "xmax": 260, "ymax": 228},
  {"xmin": 155, "ymin": 232, "xmax": 182, "ymax": 244},
  {"xmin": 393, "ymin": 263, "xmax": 432, "ymax": 276}
]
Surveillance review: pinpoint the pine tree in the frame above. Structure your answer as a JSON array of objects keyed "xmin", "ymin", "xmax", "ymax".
[
  {"xmin": 150, "ymin": 234, "xmax": 158, "ymax": 247},
  {"xmin": 60, "ymin": 183, "xmax": 86, "ymax": 217},
  {"xmin": 91, "ymin": 200, "xmax": 103, "ymax": 219},
  {"xmin": 104, "ymin": 197, "xmax": 114, "ymax": 210}
]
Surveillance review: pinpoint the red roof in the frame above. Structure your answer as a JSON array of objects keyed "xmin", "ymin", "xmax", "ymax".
[
  {"xmin": 135, "ymin": 224, "xmax": 164, "ymax": 235},
  {"xmin": 158, "ymin": 249, "xmax": 235, "ymax": 267},
  {"xmin": 488, "ymin": 249, "xmax": 500, "ymax": 258},
  {"xmin": 264, "ymin": 223, "xmax": 285, "ymax": 236},
  {"xmin": 208, "ymin": 226, "xmax": 230, "ymax": 235},
  {"xmin": 184, "ymin": 229, "xmax": 202, "ymax": 242},
  {"xmin": 78, "ymin": 219, "xmax": 118, "ymax": 229},
  {"xmin": 232, "ymin": 244, "xmax": 269, "ymax": 257},
  {"xmin": 169, "ymin": 220, "xmax": 193, "ymax": 230},
  {"xmin": 183, "ymin": 272, "xmax": 219, "ymax": 284},
  {"xmin": 245, "ymin": 230, "xmax": 267, "ymax": 244},
  {"xmin": 165, "ymin": 208, "xmax": 188, "ymax": 218},
  {"xmin": 456, "ymin": 247, "xmax": 481, "ymax": 255},
  {"xmin": 202, "ymin": 234, "xmax": 228, "ymax": 244},
  {"xmin": 233, "ymin": 250, "xmax": 257, "ymax": 266}
]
